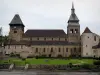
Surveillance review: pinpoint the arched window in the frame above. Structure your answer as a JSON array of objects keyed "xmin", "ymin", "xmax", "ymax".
[
  {"xmin": 37, "ymin": 38, "xmax": 39, "ymax": 40},
  {"xmin": 70, "ymin": 29, "xmax": 73, "ymax": 33},
  {"xmin": 51, "ymin": 48, "xmax": 53, "ymax": 52},
  {"xmin": 74, "ymin": 48, "xmax": 76, "ymax": 52},
  {"xmin": 59, "ymin": 48, "xmax": 60, "ymax": 52},
  {"xmin": 36, "ymin": 48, "xmax": 38, "ymax": 52},
  {"xmin": 75, "ymin": 29, "xmax": 78, "ymax": 33},
  {"xmin": 44, "ymin": 38, "xmax": 46, "ymax": 40},
  {"xmin": 52, "ymin": 38, "xmax": 53, "ymax": 40},
  {"xmin": 43, "ymin": 48, "xmax": 45, "ymax": 52},
  {"xmin": 66, "ymin": 48, "xmax": 68, "ymax": 52}
]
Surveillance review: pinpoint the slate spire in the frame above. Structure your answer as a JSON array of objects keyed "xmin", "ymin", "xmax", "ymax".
[
  {"xmin": 68, "ymin": 2, "xmax": 79, "ymax": 23},
  {"xmin": 71, "ymin": 2, "xmax": 75, "ymax": 14},
  {"xmin": 9, "ymin": 14, "xmax": 24, "ymax": 27}
]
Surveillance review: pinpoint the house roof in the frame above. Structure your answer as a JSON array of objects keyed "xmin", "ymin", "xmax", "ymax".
[
  {"xmin": 92, "ymin": 42, "xmax": 100, "ymax": 49},
  {"xmin": 83, "ymin": 27, "xmax": 92, "ymax": 33},
  {"xmin": 24, "ymin": 29, "xmax": 66, "ymax": 37},
  {"xmin": 5, "ymin": 40, "xmax": 80, "ymax": 46},
  {"xmin": 9, "ymin": 14, "xmax": 24, "ymax": 27}
]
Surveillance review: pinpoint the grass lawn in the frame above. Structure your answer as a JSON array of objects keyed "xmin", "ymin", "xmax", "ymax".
[{"xmin": 0, "ymin": 58, "xmax": 95, "ymax": 66}]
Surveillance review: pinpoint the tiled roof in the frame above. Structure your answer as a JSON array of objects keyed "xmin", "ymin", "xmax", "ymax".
[
  {"xmin": 9, "ymin": 14, "xmax": 24, "ymax": 26},
  {"xmin": 24, "ymin": 29, "xmax": 66, "ymax": 37},
  {"xmin": 92, "ymin": 42, "xmax": 100, "ymax": 49},
  {"xmin": 83, "ymin": 27, "xmax": 92, "ymax": 33},
  {"xmin": 5, "ymin": 40, "xmax": 80, "ymax": 46}
]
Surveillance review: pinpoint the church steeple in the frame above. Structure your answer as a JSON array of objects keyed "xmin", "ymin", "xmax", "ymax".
[
  {"xmin": 9, "ymin": 14, "xmax": 24, "ymax": 27},
  {"xmin": 68, "ymin": 2, "xmax": 79, "ymax": 23},
  {"xmin": 71, "ymin": 2, "xmax": 75, "ymax": 14},
  {"xmin": 67, "ymin": 2, "xmax": 80, "ymax": 43}
]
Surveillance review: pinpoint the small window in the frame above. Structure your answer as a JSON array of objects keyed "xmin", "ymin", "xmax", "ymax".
[
  {"xmin": 43, "ymin": 48, "xmax": 45, "ymax": 52},
  {"xmin": 65, "ymin": 38, "xmax": 67, "ymax": 41},
  {"xmin": 74, "ymin": 48, "xmax": 76, "ymax": 52},
  {"xmin": 8, "ymin": 45, "xmax": 10, "ymax": 49},
  {"xmin": 21, "ymin": 45, "xmax": 23, "ymax": 49},
  {"xmin": 66, "ymin": 48, "xmax": 68, "ymax": 52},
  {"xmin": 15, "ymin": 46, "xmax": 16, "ymax": 49},
  {"xmin": 52, "ymin": 38, "xmax": 53, "ymax": 40},
  {"xmin": 37, "ymin": 38, "xmax": 39, "ymax": 40},
  {"xmin": 44, "ymin": 38, "xmax": 46, "ymax": 40},
  {"xmin": 86, "ymin": 45, "xmax": 87, "ymax": 47},
  {"xmin": 75, "ymin": 29, "xmax": 78, "ymax": 33},
  {"xmin": 70, "ymin": 29, "xmax": 73, "ymax": 33},
  {"xmin": 79, "ymin": 48, "xmax": 81, "ymax": 52},
  {"xmin": 93, "ymin": 50, "xmax": 96, "ymax": 53},
  {"xmin": 59, "ymin": 38, "xmax": 60, "ymax": 41},
  {"xmin": 36, "ymin": 48, "xmax": 38, "ymax": 52},
  {"xmin": 86, "ymin": 53, "xmax": 88, "ymax": 55},
  {"xmin": 30, "ymin": 38, "xmax": 32, "ymax": 41},
  {"xmin": 94, "ymin": 36, "xmax": 96, "ymax": 41},
  {"xmin": 14, "ymin": 31, "xmax": 17, "ymax": 33},
  {"xmin": 59, "ymin": 48, "xmax": 60, "ymax": 52},
  {"xmin": 51, "ymin": 48, "xmax": 53, "ymax": 52}
]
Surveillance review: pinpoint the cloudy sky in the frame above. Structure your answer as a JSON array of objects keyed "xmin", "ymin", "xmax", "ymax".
[{"xmin": 0, "ymin": 0, "xmax": 100, "ymax": 35}]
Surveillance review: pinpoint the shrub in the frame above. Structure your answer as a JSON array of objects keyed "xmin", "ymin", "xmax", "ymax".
[
  {"xmin": 81, "ymin": 64, "xmax": 91, "ymax": 69},
  {"xmin": 69, "ymin": 63, "xmax": 73, "ymax": 68},
  {"xmin": 10, "ymin": 52, "xmax": 16, "ymax": 57},
  {"xmin": 27, "ymin": 56, "xmax": 33, "ymax": 58},
  {"xmin": 35, "ymin": 56, "xmax": 38, "ymax": 59},
  {"xmin": 57, "ymin": 55, "xmax": 62, "ymax": 58},
  {"xmin": 93, "ymin": 60, "xmax": 100, "ymax": 65},
  {"xmin": 22, "ymin": 58, "xmax": 26, "ymax": 61},
  {"xmin": 16, "ymin": 54, "xmax": 20, "ymax": 58}
]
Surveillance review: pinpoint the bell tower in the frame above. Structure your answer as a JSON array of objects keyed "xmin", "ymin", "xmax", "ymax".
[
  {"xmin": 9, "ymin": 14, "xmax": 25, "ymax": 41},
  {"xmin": 67, "ymin": 2, "xmax": 80, "ymax": 43}
]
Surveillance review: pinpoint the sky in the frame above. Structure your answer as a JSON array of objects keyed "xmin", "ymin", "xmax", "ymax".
[{"xmin": 0, "ymin": 0, "xmax": 100, "ymax": 35}]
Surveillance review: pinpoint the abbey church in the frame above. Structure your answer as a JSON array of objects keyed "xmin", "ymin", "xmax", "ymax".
[{"xmin": 3, "ymin": 3, "xmax": 100, "ymax": 58}]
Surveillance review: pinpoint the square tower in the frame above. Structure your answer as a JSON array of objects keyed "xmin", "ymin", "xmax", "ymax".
[
  {"xmin": 9, "ymin": 14, "xmax": 25, "ymax": 41},
  {"xmin": 67, "ymin": 3, "xmax": 80, "ymax": 43}
]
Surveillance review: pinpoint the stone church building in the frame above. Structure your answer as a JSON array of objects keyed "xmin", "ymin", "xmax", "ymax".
[
  {"xmin": 4, "ymin": 3, "xmax": 81, "ymax": 58},
  {"xmin": 3, "ymin": 3, "xmax": 100, "ymax": 58}
]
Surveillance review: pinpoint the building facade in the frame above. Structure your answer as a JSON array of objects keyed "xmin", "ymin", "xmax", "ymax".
[
  {"xmin": 81, "ymin": 27, "xmax": 100, "ymax": 58},
  {"xmin": 3, "ymin": 3, "xmax": 100, "ymax": 58},
  {"xmin": 4, "ymin": 3, "xmax": 81, "ymax": 58}
]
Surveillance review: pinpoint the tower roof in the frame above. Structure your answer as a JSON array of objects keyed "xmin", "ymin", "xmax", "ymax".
[
  {"xmin": 83, "ymin": 27, "xmax": 92, "ymax": 33},
  {"xmin": 68, "ymin": 2, "xmax": 79, "ymax": 23},
  {"xmin": 9, "ymin": 14, "xmax": 24, "ymax": 26}
]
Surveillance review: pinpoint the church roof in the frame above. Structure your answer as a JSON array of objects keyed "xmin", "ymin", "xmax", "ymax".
[
  {"xmin": 68, "ymin": 2, "xmax": 79, "ymax": 23},
  {"xmin": 83, "ymin": 27, "xmax": 92, "ymax": 33},
  {"xmin": 92, "ymin": 42, "xmax": 100, "ymax": 49},
  {"xmin": 9, "ymin": 14, "xmax": 24, "ymax": 26},
  {"xmin": 24, "ymin": 29, "xmax": 66, "ymax": 37},
  {"xmin": 5, "ymin": 40, "xmax": 80, "ymax": 46}
]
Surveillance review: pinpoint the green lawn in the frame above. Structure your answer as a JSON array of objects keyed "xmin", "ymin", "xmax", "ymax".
[{"xmin": 0, "ymin": 58, "xmax": 95, "ymax": 66}]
